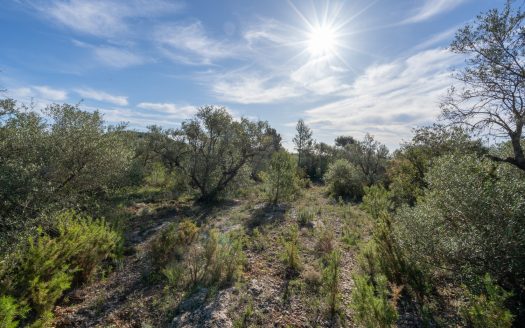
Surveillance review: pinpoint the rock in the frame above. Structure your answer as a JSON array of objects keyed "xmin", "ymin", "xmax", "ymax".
[{"xmin": 171, "ymin": 288, "xmax": 235, "ymax": 328}]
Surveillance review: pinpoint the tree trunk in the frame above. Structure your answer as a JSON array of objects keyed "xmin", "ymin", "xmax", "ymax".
[{"xmin": 510, "ymin": 133, "xmax": 525, "ymax": 171}]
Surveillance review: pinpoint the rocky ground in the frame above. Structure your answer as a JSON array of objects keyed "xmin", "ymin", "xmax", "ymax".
[{"xmin": 52, "ymin": 186, "xmax": 375, "ymax": 327}]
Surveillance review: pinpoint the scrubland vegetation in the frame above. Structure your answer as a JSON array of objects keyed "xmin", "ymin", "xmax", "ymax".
[{"xmin": 1, "ymin": 2, "xmax": 525, "ymax": 327}]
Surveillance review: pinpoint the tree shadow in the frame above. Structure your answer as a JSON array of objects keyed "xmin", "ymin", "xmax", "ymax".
[{"xmin": 245, "ymin": 203, "xmax": 288, "ymax": 231}]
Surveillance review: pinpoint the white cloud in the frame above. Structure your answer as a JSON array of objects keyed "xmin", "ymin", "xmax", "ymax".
[
  {"xmin": 137, "ymin": 102, "xmax": 197, "ymax": 119},
  {"xmin": 303, "ymin": 48, "xmax": 462, "ymax": 148},
  {"xmin": 155, "ymin": 22, "xmax": 239, "ymax": 65},
  {"xmin": 37, "ymin": 0, "xmax": 183, "ymax": 38},
  {"xmin": 92, "ymin": 46, "xmax": 145, "ymax": 68},
  {"xmin": 33, "ymin": 85, "xmax": 68, "ymax": 101},
  {"xmin": 211, "ymin": 71, "xmax": 302, "ymax": 104},
  {"xmin": 75, "ymin": 88, "xmax": 128, "ymax": 106},
  {"xmin": 403, "ymin": 0, "xmax": 468, "ymax": 24},
  {"xmin": 6, "ymin": 86, "xmax": 67, "ymax": 103}
]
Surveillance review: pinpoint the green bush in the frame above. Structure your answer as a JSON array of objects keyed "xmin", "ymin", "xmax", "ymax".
[
  {"xmin": 463, "ymin": 274, "xmax": 514, "ymax": 328},
  {"xmin": 350, "ymin": 274, "xmax": 398, "ymax": 328},
  {"xmin": 0, "ymin": 211, "xmax": 120, "ymax": 324},
  {"xmin": 322, "ymin": 249, "xmax": 341, "ymax": 315},
  {"xmin": 324, "ymin": 159, "xmax": 363, "ymax": 200},
  {"xmin": 281, "ymin": 225, "xmax": 302, "ymax": 276},
  {"xmin": 362, "ymin": 185, "xmax": 392, "ymax": 220},
  {"xmin": 0, "ymin": 295, "xmax": 29, "ymax": 328},
  {"xmin": 262, "ymin": 151, "xmax": 298, "ymax": 205},
  {"xmin": 151, "ymin": 220, "xmax": 199, "ymax": 268},
  {"xmin": 167, "ymin": 228, "xmax": 246, "ymax": 289},
  {"xmin": 297, "ymin": 208, "xmax": 314, "ymax": 228},
  {"xmin": 395, "ymin": 154, "xmax": 525, "ymax": 290}
]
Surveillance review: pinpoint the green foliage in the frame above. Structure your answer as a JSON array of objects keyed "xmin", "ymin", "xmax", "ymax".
[
  {"xmin": 395, "ymin": 154, "xmax": 525, "ymax": 290},
  {"xmin": 160, "ymin": 228, "xmax": 245, "ymax": 290},
  {"xmin": 463, "ymin": 274, "xmax": 514, "ymax": 328},
  {"xmin": 281, "ymin": 225, "xmax": 302, "ymax": 276},
  {"xmin": 362, "ymin": 185, "xmax": 392, "ymax": 220},
  {"xmin": 297, "ymin": 208, "xmax": 314, "ymax": 228},
  {"xmin": 151, "ymin": 220, "xmax": 199, "ymax": 268},
  {"xmin": 0, "ymin": 211, "xmax": 120, "ymax": 324},
  {"xmin": 322, "ymin": 249, "xmax": 341, "ymax": 315},
  {"xmin": 315, "ymin": 225, "xmax": 335, "ymax": 256},
  {"xmin": 350, "ymin": 274, "xmax": 398, "ymax": 328},
  {"xmin": 388, "ymin": 125, "xmax": 484, "ymax": 206},
  {"xmin": 324, "ymin": 159, "xmax": 363, "ymax": 200},
  {"xmin": 0, "ymin": 295, "xmax": 29, "ymax": 328},
  {"xmin": 345, "ymin": 134, "xmax": 389, "ymax": 186},
  {"xmin": 262, "ymin": 151, "xmax": 298, "ymax": 204},
  {"xmin": 249, "ymin": 227, "xmax": 267, "ymax": 252},
  {"xmin": 0, "ymin": 102, "xmax": 132, "ymax": 253}
]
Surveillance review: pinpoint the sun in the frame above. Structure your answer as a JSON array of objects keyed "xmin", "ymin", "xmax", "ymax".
[{"xmin": 307, "ymin": 24, "xmax": 338, "ymax": 57}]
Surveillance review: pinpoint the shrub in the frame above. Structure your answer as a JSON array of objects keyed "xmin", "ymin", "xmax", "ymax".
[
  {"xmin": 324, "ymin": 159, "xmax": 363, "ymax": 200},
  {"xmin": 281, "ymin": 225, "xmax": 302, "ymax": 276},
  {"xmin": 151, "ymin": 220, "xmax": 199, "ymax": 268},
  {"xmin": 394, "ymin": 154, "xmax": 525, "ymax": 291},
  {"xmin": 250, "ymin": 228, "xmax": 267, "ymax": 252},
  {"xmin": 341, "ymin": 224, "xmax": 359, "ymax": 247},
  {"xmin": 350, "ymin": 274, "xmax": 398, "ymax": 328},
  {"xmin": 167, "ymin": 230, "xmax": 245, "ymax": 288},
  {"xmin": 0, "ymin": 295, "xmax": 29, "ymax": 328},
  {"xmin": 0, "ymin": 211, "xmax": 120, "ymax": 324},
  {"xmin": 263, "ymin": 151, "xmax": 299, "ymax": 205},
  {"xmin": 316, "ymin": 226, "xmax": 335, "ymax": 256},
  {"xmin": 322, "ymin": 249, "xmax": 341, "ymax": 315},
  {"xmin": 297, "ymin": 208, "xmax": 314, "ymax": 228},
  {"xmin": 463, "ymin": 274, "xmax": 514, "ymax": 328},
  {"xmin": 362, "ymin": 185, "xmax": 392, "ymax": 220},
  {"xmin": 302, "ymin": 267, "xmax": 322, "ymax": 292}
]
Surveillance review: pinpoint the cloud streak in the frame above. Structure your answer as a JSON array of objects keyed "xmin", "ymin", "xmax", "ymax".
[
  {"xmin": 303, "ymin": 48, "xmax": 462, "ymax": 148},
  {"xmin": 403, "ymin": 0, "xmax": 468, "ymax": 24},
  {"xmin": 75, "ymin": 88, "xmax": 128, "ymax": 106}
]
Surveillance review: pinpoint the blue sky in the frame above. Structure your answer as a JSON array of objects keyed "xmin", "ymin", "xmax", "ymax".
[{"xmin": 0, "ymin": 0, "xmax": 501, "ymax": 149}]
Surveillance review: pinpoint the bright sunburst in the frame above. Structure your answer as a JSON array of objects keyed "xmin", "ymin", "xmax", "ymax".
[{"xmin": 307, "ymin": 24, "xmax": 337, "ymax": 56}]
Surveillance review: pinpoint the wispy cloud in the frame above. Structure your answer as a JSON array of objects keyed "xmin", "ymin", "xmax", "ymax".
[
  {"xmin": 212, "ymin": 72, "xmax": 302, "ymax": 104},
  {"xmin": 155, "ymin": 22, "xmax": 239, "ymax": 65},
  {"xmin": 33, "ymin": 85, "xmax": 68, "ymax": 101},
  {"xmin": 303, "ymin": 48, "xmax": 462, "ymax": 148},
  {"xmin": 72, "ymin": 40, "xmax": 146, "ymax": 68},
  {"xmin": 137, "ymin": 102, "xmax": 197, "ymax": 119},
  {"xmin": 403, "ymin": 0, "xmax": 468, "ymax": 24},
  {"xmin": 32, "ymin": 0, "xmax": 183, "ymax": 38},
  {"xmin": 75, "ymin": 88, "xmax": 128, "ymax": 106}
]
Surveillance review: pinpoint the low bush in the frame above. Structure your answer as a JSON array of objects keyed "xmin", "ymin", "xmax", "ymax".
[
  {"xmin": 462, "ymin": 274, "xmax": 514, "ymax": 328},
  {"xmin": 0, "ymin": 211, "xmax": 120, "ymax": 326},
  {"xmin": 350, "ymin": 274, "xmax": 398, "ymax": 328},
  {"xmin": 162, "ymin": 228, "xmax": 246, "ymax": 290},
  {"xmin": 0, "ymin": 295, "xmax": 29, "ymax": 328},
  {"xmin": 281, "ymin": 225, "xmax": 302, "ymax": 276},
  {"xmin": 322, "ymin": 249, "xmax": 341, "ymax": 316},
  {"xmin": 324, "ymin": 159, "xmax": 363, "ymax": 200},
  {"xmin": 316, "ymin": 226, "xmax": 335, "ymax": 256},
  {"xmin": 151, "ymin": 220, "xmax": 199, "ymax": 268},
  {"xmin": 297, "ymin": 208, "xmax": 314, "ymax": 228},
  {"xmin": 362, "ymin": 185, "xmax": 392, "ymax": 220}
]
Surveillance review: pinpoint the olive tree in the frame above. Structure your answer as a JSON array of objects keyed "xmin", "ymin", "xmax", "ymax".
[
  {"xmin": 442, "ymin": 2, "xmax": 525, "ymax": 171},
  {"xmin": 176, "ymin": 106, "xmax": 278, "ymax": 201},
  {"xmin": 0, "ymin": 101, "xmax": 132, "ymax": 252}
]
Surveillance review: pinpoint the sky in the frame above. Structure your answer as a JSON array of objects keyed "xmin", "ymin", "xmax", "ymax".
[{"xmin": 0, "ymin": 0, "xmax": 502, "ymax": 149}]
